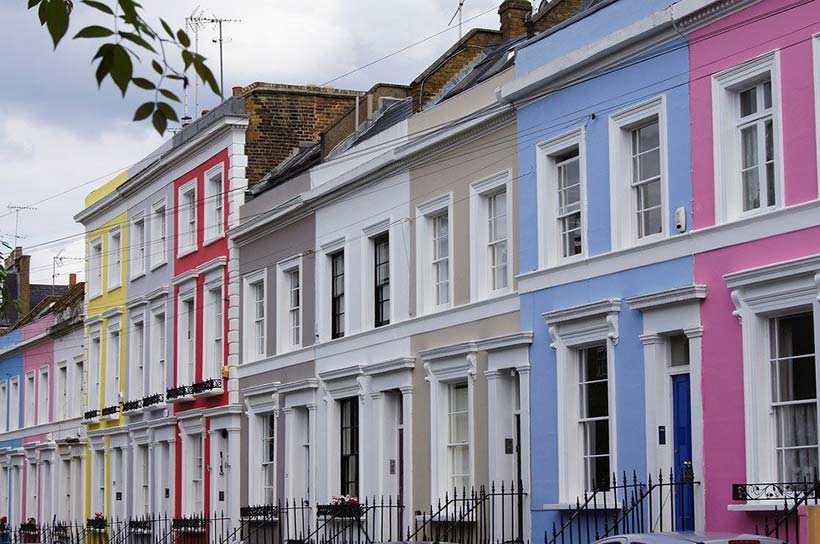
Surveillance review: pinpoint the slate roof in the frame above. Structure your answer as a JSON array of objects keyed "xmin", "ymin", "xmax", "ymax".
[
  {"xmin": 348, "ymin": 97, "xmax": 414, "ymax": 147},
  {"xmin": 248, "ymin": 142, "xmax": 321, "ymax": 198}
]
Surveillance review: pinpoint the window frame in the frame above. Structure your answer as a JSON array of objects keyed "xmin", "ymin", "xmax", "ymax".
[
  {"xmin": 276, "ymin": 256, "xmax": 303, "ymax": 354},
  {"xmin": 373, "ymin": 233, "xmax": 391, "ymax": 328},
  {"xmin": 537, "ymin": 129, "xmax": 587, "ymax": 268},
  {"xmin": 0, "ymin": 381, "xmax": 6, "ymax": 433},
  {"xmin": 609, "ymin": 96, "xmax": 669, "ymax": 249},
  {"xmin": 339, "ymin": 397, "xmax": 360, "ymax": 497},
  {"xmin": 331, "ymin": 250, "xmax": 346, "ymax": 339},
  {"xmin": 88, "ymin": 330, "xmax": 102, "ymax": 412},
  {"xmin": 107, "ymin": 227, "xmax": 122, "ymax": 291},
  {"xmin": 447, "ymin": 381, "xmax": 470, "ymax": 491},
  {"xmin": 243, "ymin": 270, "xmax": 267, "ymax": 363},
  {"xmin": 203, "ymin": 279, "xmax": 224, "ymax": 381},
  {"xmin": 470, "ymin": 170, "xmax": 514, "ymax": 299},
  {"xmin": 89, "ymin": 236, "xmax": 103, "ymax": 298},
  {"xmin": 416, "ymin": 194, "xmax": 454, "ymax": 315},
  {"xmin": 130, "ymin": 312, "xmax": 146, "ymax": 400},
  {"xmin": 178, "ymin": 289, "xmax": 197, "ymax": 386},
  {"xmin": 131, "ymin": 212, "xmax": 147, "ymax": 280},
  {"xmin": 261, "ymin": 412, "xmax": 277, "ymax": 505},
  {"xmin": 37, "ymin": 367, "xmax": 49, "ymax": 425},
  {"xmin": 177, "ymin": 181, "xmax": 198, "ymax": 257},
  {"xmin": 151, "ymin": 304, "xmax": 168, "ymax": 395},
  {"xmin": 9, "ymin": 376, "xmax": 19, "ymax": 431},
  {"xmin": 712, "ymin": 51, "xmax": 784, "ymax": 223},
  {"xmin": 105, "ymin": 321, "xmax": 121, "ymax": 408},
  {"xmin": 150, "ymin": 198, "xmax": 168, "ymax": 270},
  {"xmin": 55, "ymin": 362, "xmax": 67, "ymax": 421},
  {"xmin": 24, "ymin": 371, "xmax": 35, "ymax": 427},
  {"xmin": 204, "ymin": 164, "xmax": 225, "ymax": 245}
]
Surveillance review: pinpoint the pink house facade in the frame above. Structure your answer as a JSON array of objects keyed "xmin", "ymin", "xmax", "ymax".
[{"xmin": 689, "ymin": 0, "xmax": 820, "ymax": 535}]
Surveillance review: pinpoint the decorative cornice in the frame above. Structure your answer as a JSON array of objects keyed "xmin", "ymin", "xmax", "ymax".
[
  {"xmin": 101, "ymin": 307, "xmax": 123, "ymax": 321},
  {"xmin": 418, "ymin": 341, "xmax": 478, "ymax": 363},
  {"xmin": 318, "ymin": 365, "xmax": 365, "ymax": 383},
  {"xmin": 146, "ymin": 286, "xmax": 170, "ymax": 301},
  {"xmin": 173, "ymin": 269, "xmax": 200, "ymax": 287},
  {"xmin": 198, "ymin": 256, "xmax": 227, "ymax": 276},
  {"xmin": 675, "ymin": 0, "xmax": 758, "ymax": 31},
  {"xmin": 626, "ymin": 285, "xmax": 707, "ymax": 310},
  {"xmin": 364, "ymin": 357, "xmax": 415, "ymax": 376},
  {"xmin": 543, "ymin": 298, "xmax": 621, "ymax": 325},
  {"xmin": 275, "ymin": 378, "xmax": 319, "ymax": 395},
  {"xmin": 724, "ymin": 254, "xmax": 820, "ymax": 289},
  {"xmin": 475, "ymin": 331, "xmax": 534, "ymax": 352}
]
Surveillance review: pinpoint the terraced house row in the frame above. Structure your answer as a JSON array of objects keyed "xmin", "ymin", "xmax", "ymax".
[{"xmin": 2, "ymin": 0, "xmax": 820, "ymax": 543}]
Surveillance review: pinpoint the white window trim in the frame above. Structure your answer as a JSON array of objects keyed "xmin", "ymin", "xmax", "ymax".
[
  {"xmin": 204, "ymin": 164, "xmax": 225, "ymax": 245},
  {"xmin": 0, "ymin": 381, "xmax": 7, "ymax": 433},
  {"xmin": 243, "ymin": 270, "xmax": 267, "ymax": 363},
  {"xmin": 130, "ymin": 211, "xmax": 147, "ymax": 281},
  {"xmin": 150, "ymin": 302, "xmax": 168, "ymax": 396},
  {"xmin": 277, "ymin": 255, "xmax": 304, "ymax": 354},
  {"xmin": 150, "ymin": 198, "xmax": 168, "ymax": 271},
  {"xmin": 544, "ymin": 299, "xmax": 620, "ymax": 502},
  {"xmin": 203, "ymin": 274, "xmax": 225, "ymax": 381},
  {"xmin": 812, "ymin": 34, "xmax": 820, "ymax": 198},
  {"xmin": 105, "ymin": 321, "xmax": 122, "ymax": 408},
  {"xmin": 178, "ymin": 288, "xmax": 197, "ymax": 386},
  {"xmin": 130, "ymin": 311, "xmax": 146, "ymax": 401},
  {"xmin": 9, "ymin": 376, "xmax": 20, "ymax": 431},
  {"xmin": 712, "ymin": 50, "xmax": 784, "ymax": 224},
  {"xmin": 470, "ymin": 170, "xmax": 514, "ymax": 301},
  {"xmin": 319, "ymin": 237, "xmax": 347, "ymax": 342},
  {"xmin": 726, "ymin": 254, "xmax": 820, "ymax": 489},
  {"xmin": 536, "ymin": 128, "xmax": 588, "ymax": 268},
  {"xmin": 55, "ymin": 361, "xmax": 68, "ymax": 421},
  {"xmin": 609, "ymin": 96, "xmax": 669, "ymax": 249},
  {"xmin": 107, "ymin": 227, "xmax": 123, "ymax": 291},
  {"xmin": 178, "ymin": 180, "xmax": 198, "ymax": 258},
  {"xmin": 416, "ymin": 194, "xmax": 454, "ymax": 315},
  {"xmin": 420, "ymin": 343, "xmax": 478, "ymax": 500},
  {"xmin": 37, "ymin": 367, "xmax": 49, "ymax": 425},
  {"xmin": 89, "ymin": 236, "xmax": 104, "ymax": 299},
  {"xmin": 24, "ymin": 371, "xmax": 35, "ymax": 427},
  {"xmin": 88, "ymin": 329, "xmax": 102, "ymax": 412},
  {"xmin": 362, "ymin": 218, "xmax": 393, "ymax": 330},
  {"xmin": 244, "ymin": 390, "xmax": 280, "ymax": 505}
]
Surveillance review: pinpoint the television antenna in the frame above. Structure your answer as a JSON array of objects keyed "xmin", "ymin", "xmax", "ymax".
[
  {"xmin": 448, "ymin": 0, "xmax": 467, "ymax": 38},
  {"xmin": 51, "ymin": 251, "xmax": 83, "ymax": 294},
  {"xmin": 187, "ymin": 13, "xmax": 242, "ymax": 101},
  {"xmin": 7, "ymin": 204, "xmax": 36, "ymax": 247}
]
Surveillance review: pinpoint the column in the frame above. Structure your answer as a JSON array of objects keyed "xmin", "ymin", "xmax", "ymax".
[
  {"xmin": 282, "ymin": 408, "xmax": 295, "ymax": 500},
  {"xmin": 399, "ymin": 386, "xmax": 414, "ymax": 524},
  {"xmin": 369, "ymin": 392, "xmax": 385, "ymax": 496},
  {"xmin": 684, "ymin": 326, "xmax": 705, "ymax": 531},
  {"xmin": 307, "ymin": 403, "xmax": 317, "ymax": 505},
  {"xmin": 639, "ymin": 333, "xmax": 666, "ymax": 476},
  {"xmin": 484, "ymin": 370, "xmax": 503, "ymax": 484},
  {"xmin": 227, "ymin": 426, "xmax": 241, "ymax": 522},
  {"xmin": 516, "ymin": 366, "xmax": 532, "ymax": 544}
]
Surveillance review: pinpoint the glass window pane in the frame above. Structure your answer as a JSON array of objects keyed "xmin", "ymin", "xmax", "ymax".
[
  {"xmin": 741, "ymin": 125, "xmax": 759, "ymax": 169},
  {"xmin": 740, "ymin": 87, "xmax": 757, "ymax": 117},
  {"xmin": 743, "ymin": 169, "xmax": 760, "ymax": 211},
  {"xmin": 763, "ymin": 81, "xmax": 772, "ymax": 110},
  {"xmin": 638, "ymin": 148, "xmax": 661, "ymax": 181}
]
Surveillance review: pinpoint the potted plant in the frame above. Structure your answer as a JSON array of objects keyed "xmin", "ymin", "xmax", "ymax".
[
  {"xmin": 318, "ymin": 496, "xmax": 362, "ymax": 518},
  {"xmin": 87, "ymin": 513, "xmax": 107, "ymax": 532}
]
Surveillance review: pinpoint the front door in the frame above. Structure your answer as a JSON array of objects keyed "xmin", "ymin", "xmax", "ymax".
[{"xmin": 672, "ymin": 373, "xmax": 694, "ymax": 531}]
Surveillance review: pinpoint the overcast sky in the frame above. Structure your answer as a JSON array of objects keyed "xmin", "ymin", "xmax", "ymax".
[{"xmin": 0, "ymin": 0, "xmax": 503, "ymax": 284}]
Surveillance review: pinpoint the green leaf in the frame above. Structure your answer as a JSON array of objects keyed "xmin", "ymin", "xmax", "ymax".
[
  {"xmin": 95, "ymin": 55, "xmax": 111, "ymax": 86},
  {"xmin": 159, "ymin": 88, "xmax": 180, "ymax": 102},
  {"xmin": 46, "ymin": 0, "xmax": 71, "ymax": 48},
  {"xmin": 160, "ymin": 18, "xmax": 174, "ymax": 39},
  {"xmin": 28, "ymin": 0, "xmax": 43, "ymax": 9},
  {"xmin": 151, "ymin": 60, "xmax": 163, "ymax": 74},
  {"xmin": 132, "ymin": 77, "xmax": 155, "ymax": 90},
  {"xmin": 133, "ymin": 101, "xmax": 154, "ymax": 121},
  {"xmin": 118, "ymin": 0, "xmax": 138, "ymax": 24},
  {"xmin": 156, "ymin": 101, "xmax": 179, "ymax": 122},
  {"xmin": 118, "ymin": 31, "xmax": 155, "ymax": 52},
  {"xmin": 38, "ymin": 0, "xmax": 49, "ymax": 25},
  {"xmin": 194, "ymin": 60, "xmax": 220, "ymax": 95},
  {"xmin": 177, "ymin": 29, "xmax": 191, "ymax": 48},
  {"xmin": 181, "ymin": 49, "xmax": 193, "ymax": 70},
  {"xmin": 74, "ymin": 25, "xmax": 114, "ymax": 39},
  {"xmin": 151, "ymin": 110, "xmax": 167, "ymax": 134},
  {"xmin": 109, "ymin": 44, "xmax": 133, "ymax": 96},
  {"xmin": 81, "ymin": 0, "xmax": 114, "ymax": 15}
]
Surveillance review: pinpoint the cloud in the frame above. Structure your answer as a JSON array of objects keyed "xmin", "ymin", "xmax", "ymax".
[{"xmin": 0, "ymin": 0, "xmax": 505, "ymax": 280}]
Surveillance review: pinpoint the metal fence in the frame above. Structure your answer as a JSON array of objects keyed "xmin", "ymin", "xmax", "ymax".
[
  {"xmin": 0, "ymin": 481, "xmax": 526, "ymax": 544},
  {"xmin": 733, "ymin": 477, "xmax": 820, "ymax": 544},
  {"xmin": 545, "ymin": 469, "xmax": 699, "ymax": 544}
]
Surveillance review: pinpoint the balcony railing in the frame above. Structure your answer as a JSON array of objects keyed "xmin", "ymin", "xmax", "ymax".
[
  {"xmin": 122, "ymin": 399, "xmax": 143, "ymax": 412},
  {"xmin": 166, "ymin": 385, "xmax": 193, "ymax": 402},
  {"xmin": 732, "ymin": 477, "xmax": 820, "ymax": 544},
  {"xmin": 100, "ymin": 405, "xmax": 120, "ymax": 418},
  {"xmin": 192, "ymin": 378, "xmax": 223, "ymax": 396},
  {"xmin": 83, "ymin": 409, "xmax": 99, "ymax": 421},
  {"xmin": 142, "ymin": 393, "xmax": 165, "ymax": 408}
]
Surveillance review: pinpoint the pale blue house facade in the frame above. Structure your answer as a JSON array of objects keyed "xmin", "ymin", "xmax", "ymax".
[{"xmin": 0, "ymin": 329, "xmax": 23, "ymax": 522}]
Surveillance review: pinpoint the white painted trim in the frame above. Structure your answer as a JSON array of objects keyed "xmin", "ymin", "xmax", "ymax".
[
  {"xmin": 107, "ymin": 227, "xmax": 123, "ymax": 292},
  {"xmin": 276, "ymin": 255, "xmax": 304, "ymax": 354},
  {"xmin": 130, "ymin": 211, "xmax": 147, "ymax": 281},
  {"xmin": 536, "ymin": 127, "xmax": 588, "ymax": 269},
  {"xmin": 416, "ymin": 193, "xmax": 454, "ymax": 315},
  {"xmin": 177, "ymin": 180, "xmax": 198, "ymax": 258},
  {"xmin": 518, "ymin": 198, "xmax": 820, "ymax": 294},
  {"xmin": 318, "ymin": 237, "xmax": 348, "ymax": 343},
  {"xmin": 150, "ymin": 198, "xmax": 169, "ymax": 271},
  {"xmin": 203, "ymin": 163, "xmax": 226, "ymax": 245},
  {"xmin": 712, "ymin": 50, "xmax": 784, "ymax": 223},
  {"xmin": 242, "ymin": 269, "xmax": 267, "ymax": 364},
  {"xmin": 625, "ymin": 285, "xmax": 708, "ymax": 310},
  {"xmin": 470, "ymin": 169, "xmax": 514, "ymax": 301},
  {"xmin": 609, "ymin": 95, "xmax": 669, "ymax": 249},
  {"xmin": 813, "ymin": 34, "xmax": 820, "ymax": 198}
]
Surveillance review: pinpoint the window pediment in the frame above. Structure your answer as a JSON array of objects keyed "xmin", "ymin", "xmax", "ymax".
[{"xmin": 544, "ymin": 298, "xmax": 621, "ymax": 348}]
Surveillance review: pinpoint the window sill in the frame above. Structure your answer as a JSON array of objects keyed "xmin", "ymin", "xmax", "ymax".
[
  {"xmin": 150, "ymin": 260, "xmax": 168, "ymax": 272},
  {"xmin": 727, "ymin": 503, "xmax": 799, "ymax": 512},
  {"xmin": 89, "ymin": 291, "xmax": 103, "ymax": 302},
  {"xmin": 541, "ymin": 502, "xmax": 622, "ymax": 511},
  {"xmin": 130, "ymin": 271, "xmax": 146, "ymax": 282},
  {"xmin": 203, "ymin": 233, "xmax": 224, "ymax": 247},
  {"xmin": 177, "ymin": 246, "xmax": 197, "ymax": 259},
  {"xmin": 107, "ymin": 283, "xmax": 122, "ymax": 293}
]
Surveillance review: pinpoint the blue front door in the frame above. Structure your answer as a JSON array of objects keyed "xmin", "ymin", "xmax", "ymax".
[{"xmin": 672, "ymin": 373, "xmax": 695, "ymax": 531}]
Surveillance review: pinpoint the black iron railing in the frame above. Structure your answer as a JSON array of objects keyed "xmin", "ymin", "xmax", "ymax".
[
  {"xmin": 83, "ymin": 409, "xmax": 99, "ymax": 420},
  {"xmin": 545, "ymin": 469, "xmax": 698, "ymax": 544},
  {"xmin": 101, "ymin": 405, "xmax": 119, "ymax": 417},
  {"xmin": 733, "ymin": 476, "xmax": 820, "ymax": 544},
  {"xmin": 142, "ymin": 393, "xmax": 164, "ymax": 407},
  {"xmin": 123, "ymin": 399, "xmax": 143, "ymax": 412},
  {"xmin": 192, "ymin": 378, "xmax": 223, "ymax": 395},
  {"xmin": 166, "ymin": 385, "xmax": 193, "ymax": 401}
]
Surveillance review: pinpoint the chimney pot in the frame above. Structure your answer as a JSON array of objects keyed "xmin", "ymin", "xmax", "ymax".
[
  {"xmin": 499, "ymin": 0, "xmax": 532, "ymax": 40},
  {"xmin": 69, "ymin": 273, "xmax": 77, "ymax": 286},
  {"xmin": 232, "ymin": 86, "xmax": 243, "ymax": 96},
  {"xmin": 201, "ymin": 109, "xmax": 210, "ymax": 117}
]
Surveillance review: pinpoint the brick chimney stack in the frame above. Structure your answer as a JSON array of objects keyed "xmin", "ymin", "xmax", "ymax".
[{"xmin": 499, "ymin": 0, "xmax": 532, "ymax": 40}]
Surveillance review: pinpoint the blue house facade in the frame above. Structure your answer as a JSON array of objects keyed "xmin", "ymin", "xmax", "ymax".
[
  {"xmin": 501, "ymin": 1, "xmax": 709, "ymax": 540},
  {"xmin": 0, "ymin": 328, "xmax": 23, "ymax": 522}
]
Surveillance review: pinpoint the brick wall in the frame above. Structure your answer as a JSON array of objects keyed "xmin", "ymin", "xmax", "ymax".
[
  {"xmin": 527, "ymin": 0, "xmax": 587, "ymax": 37},
  {"xmin": 237, "ymin": 83, "xmax": 363, "ymax": 187}
]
